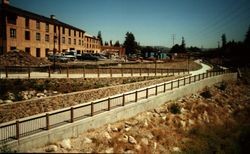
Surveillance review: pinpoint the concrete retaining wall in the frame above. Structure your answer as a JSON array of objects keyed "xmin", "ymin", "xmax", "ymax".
[{"xmin": 5, "ymin": 73, "xmax": 237, "ymax": 152}]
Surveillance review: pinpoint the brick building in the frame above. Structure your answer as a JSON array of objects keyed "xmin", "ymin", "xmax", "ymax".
[{"xmin": 0, "ymin": 0, "xmax": 101, "ymax": 57}]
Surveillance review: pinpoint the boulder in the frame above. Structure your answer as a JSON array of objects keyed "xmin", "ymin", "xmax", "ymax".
[
  {"xmin": 104, "ymin": 132, "xmax": 112, "ymax": 140},
  {"xmin": 128, "ymin": 136, "xmax": 137, "ymax": 144},
  {"xmin": 83, "ymin": 137, "xmax": 92, "ymax": 144},
  {"xmin": 45, "ymin": 145, "xmax": 58, "ymax": 152},
  {"xmin": 125, "ymin": 119, "xmax": 139, "ymax": 126},
  {"xmin": 4, "ymin": 100, "xmax": 13, "ymax": 103},
  {"xmin": 141, "ymin": 138, "xmax": 149, "ymax": 145},
  {"xmin": 60, "ymin": 139, "xmax": 71, "ymax": 150}
]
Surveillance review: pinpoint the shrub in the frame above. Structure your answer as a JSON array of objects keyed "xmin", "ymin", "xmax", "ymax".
[
  {"xmin": 169, "ymin": 103, "xmax": 181, "ymax": 114},
  {"xmin": 200, "ymin": 88, "xmax": 212, "ymax": 99},
  {"xmin": 217, "ymin": 81, "xmax": 227, "ymax": 91}
]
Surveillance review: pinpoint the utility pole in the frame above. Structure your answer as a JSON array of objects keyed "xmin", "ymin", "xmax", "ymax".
[{"xmin": 172, "ymin": 34, "xmax": 176, "ymax": 46}]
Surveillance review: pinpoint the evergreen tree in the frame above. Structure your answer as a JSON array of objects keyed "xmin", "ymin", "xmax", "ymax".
[
  {"xmin": 221, "ymin": 33, "xmax": 227, "ymax": 48},
  {"xmin": 123, "ymin": 32, "xmax": 138, "ymax": 55},
  {"xmin": 97, "ymin": 31, "xmax": 103, "ymax": 46},
  {"xmin": 114, "ymin": 41, "xmax": 120, "ymax": 47},
  {"xmin": 244, "ymin": 26, "xmax": 250, "ymax": 46}
]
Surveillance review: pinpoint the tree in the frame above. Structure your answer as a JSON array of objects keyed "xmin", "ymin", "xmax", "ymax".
[
  {"xmin": 109, "ymin": 40, "xmax": 113, "ymax": 46},
  {"xmin": 104, "ymin": 41, "xmax": 109, "ymax": 46},
  {"xmin": 181, "ymin": 37, "xmax": 186, "ymax": 49},
  {"xmin": 97, "ymin": 31, "xmax": 103, "ymax": 46},
  {"xmin": 244, "ymin": 25, "xmax": 250, "ymax": 47},
  {"xmin": 123, "ymin": 32, "xmax": 138, "ymax": 55},
  {"xmin": 114, "ymin": 41, "xmax": 120, "ymax": 47},
  {"xmin": 221, "ymin": 33, "xmax": 227, "ymax": 48}
]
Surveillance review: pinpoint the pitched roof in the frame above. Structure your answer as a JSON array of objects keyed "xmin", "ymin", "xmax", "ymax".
[{"xmin": 1, "ymin": 3, "xmax": 85, "ymax": 33}]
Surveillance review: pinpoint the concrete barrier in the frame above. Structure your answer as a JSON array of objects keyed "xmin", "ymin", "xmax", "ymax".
[{"xmin": 3, "ymin": 73, "xmax": 237, "ymax": 152}]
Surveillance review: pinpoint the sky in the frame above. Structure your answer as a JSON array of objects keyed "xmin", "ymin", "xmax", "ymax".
[{"xmin": 7, "ymin": 0, "xmax": 250, "ymax": 48}]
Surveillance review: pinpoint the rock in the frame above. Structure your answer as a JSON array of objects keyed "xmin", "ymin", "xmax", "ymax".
[
  {"xmin": 125, "ymin": 120, "xmax": 139, "ymax": 126},
  {"xmin": 4, "ymin": 100, "xmax": 13, "ymax": 103},
  {"xmin": 83, "ymin": 137, "xmax": 92, "ymax": 144},
  {"xmin": 128, "ymin": 136, "xmax": 137, "ymax": 144},
  {"xmin": 154, "ymin": 108, "xmax": 162, "ymax": 114},
  {"xmin": 36, "ymin": 93, "xmax": 45, "ymax": 97},
  {"xmin": 45, "ymin": 145, "xmax": 58, "ymax": 152},
  {"xmin": 23, "ymin": 94, "xmax": 29, "ymax": 100},
  {"xmin": 188, "ymin": 119, "xmax": 195, "ymax": 125},
  {"xmin": 0, "ymin": 99, "xmax": 3, "ymax": 104},
  {"xmin": 112, "ymin": 127, "xmax": 119, "ymax": 132},
  {"xmin": 124, "ymin": 150, "xmax": 135, "ymax": 153},
  {"xmin": 60, "ymin": 139, "xmax": 71, "ymax": 150},
  {"xmin": 104, "ymin": 132, "xmax": 112, "ymax": 140},
  {"xmin": 43, "ymin": 89, "xmax": 48, "ymax": 94},
  {"xmin": 125, "ymin": 127, "xmax": 131, "ymax": 132},
  {"xmin": 172, "ymin": 147, "xmax": 181, "ymax": 152},
  {"xmin": 144, "ymin": 119, "xmax": 148, "ymax": 127},
  {"xmin": 135, "ymin": 145, "xmax": 141, "ymax": 150},
  {"xmin": 120, "ymin": 135, "xmax": 128, "ymax": 142},
  {"xmin": 145, "ymin": 132, "xmax": 154, "ymax": 139},
  {"xmin": 180, "ymin": 120, "xmax": 186, "ymax": 128},
  {"xmin": 141, "ymin": 138, "xmax": 149, "ymax": 145},
  {"xmin": 105, "ymin": 148, "xmax": 114, "ymax": 153},
  {"xmin": 107, "ymin": 124, "xmax": 112, "ymax": 133},
  {"xmin": 53, "ymin": 91, "xmax": 58, "ymax": 94},
  {"xmin": 154, "ymin": 142, "xmax": 157, "ymax": 150},
  {"xmin": 7, "ymin": 92, "xmax": 15, "ymax": 100}
]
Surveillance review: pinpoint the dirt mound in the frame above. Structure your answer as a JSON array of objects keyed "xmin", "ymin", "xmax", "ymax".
[{"xmin": 0, "ymin": 50, "xmax": 51, "ymax": 66}]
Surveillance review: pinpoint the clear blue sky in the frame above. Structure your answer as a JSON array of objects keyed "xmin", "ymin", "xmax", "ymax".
[{"xmin": 8, "ymin": 0, "xmax": 250, "ymax": 48}]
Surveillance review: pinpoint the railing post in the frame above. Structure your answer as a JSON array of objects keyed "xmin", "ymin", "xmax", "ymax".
[
  {"xmin": 91, "ymin": 102, "xmax": 94, "ymax": 116},
  {"xmin": 131, "ymin": 68, "xmax": 133, "ymax": 77},
  {"xmin": 171, "ymin": 81, "xmax": 173, "ymax": 90},
  {"xmin": 28, "ymin": 65, "xmax": 31, "ymax": 78},
  {"xmin": 97, "ymin": 66, "xmax": 100, "ymax": 78},
  {"xmin": 121, "ymin": 67, "xmax": 123, "ymax": 77},
  {"xmin": 189, "ymin": 76, "xmax": 191, "ymax": 84},
  {"xmin": 108, "ymin": 97, "xmax": 111, "ymax": 111},
  {"xmin": 155, "ymin": 85, "xmax": 158, "ymax": 95},
  {"xmin": 161, "ymin": 69, "xmax": 163, "ymax": 75},
  {"xmin": 147, "ymin": 68, "xmax": 150, "ymax": 76},
  {"xmin": 177, "ymin": 79, "xmax": 179, "ymax": 88},
  {"xmin": 46, "ymin": 113, "xmax": 50, "ymax": 130},
  {"xmin": 16, "ymin": 120, "xmax": 20, "ymax": 139},
  {"xmin": 172, "ymin": 69, "xmax": 174, "ymax": 76},
  {"xmin": 178, "ymin": 69, "xmax": 180, "ymax": 75},
  {"xmin": 140, "ymin": 67, "xmax": 142, "ymax": 76},
  {"xmin": 122, "ymin": 94, "xmax": 125, "ymax": 106},
  {"xmin": 163, "ymin": 83, "xmax": 166, "ymax": 92},
  {"xmin": 184, "ymin": 78, "xmax": 186, "ymax": 86},
  {"xmin": 67, "ymin": 66, "xmax": 69, "ymax": 78},
  {"xmin": 83, "ymin": 65, "xmax": 85, "ymax": 78},
  {"xmin": 48, "ymin": 65, "xmax": 51, "ymax": 78},
  {"xmin": 167, "ymin": 69, "xmax": 169, "ymax": 76},
  {"xmin": 70, "ymin": 107, "xmax": 74, "ymax": 123},
  {"xmin": 146, "ymin": 88, "xmax": 148, "ymax": 98},
  {"xmin": 198, "ymin": 74, "xmax": 201, "ymax": 80},
  {"xmin": 135, "ymin": 91, "xmax": 138, "ymax": 102},
  {"xmin": 5, "ymin": 66, "xmax": 8, "ymax": 78},
  {"xmin": 110, "ymin": 67, "xmax": 113, "ymax": 78}
]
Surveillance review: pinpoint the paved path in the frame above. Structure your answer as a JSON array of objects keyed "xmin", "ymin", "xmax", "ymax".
[
  {"xmin": 0, "ymin": 60, "xmax": 211, "ymax": 79},
  {"xmin": 190, "ymin": 59, "xmax": 212, "ymax": 75}
]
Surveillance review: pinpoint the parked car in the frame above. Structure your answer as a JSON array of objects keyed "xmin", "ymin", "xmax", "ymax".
[
  {"xmin": 77, "ymin": 53, "xmax": 100, "ymax": 61},
  {"xmin": 48, "ymin": 55, "xmax": 68, "ymax": 63},
  {"xmin": 92, "ymin": 53, "xmax": 107, "ymax": 60},
  {"xmin": 63, "ymin": 51, "xmax": 77, "ymax": 61}
]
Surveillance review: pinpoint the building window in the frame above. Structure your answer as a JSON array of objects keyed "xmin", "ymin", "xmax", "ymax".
[
  {"xmin": 36, "ymin": 48, "xmax": 41, "ymax": 57},
  {"xmin": 68, "ymin": 38, "xmax": 71, "ymax": 44},
  {"xmin": 25, "ymin": 18, "xmax": 29, "ymax": 28},
  {"xmin": 10, "ymin": 28, "xmax": 16, "ymax": 38},
  {"xmin": 74, "ymin": 30, "xmax": 76, "ymax": 37},
  {"xmin": 68, "ymin": 29, "xmax": 71, "ymax": 36},
  {"xmin": 45, "ymin": 34, "xmax": 49, "ymax": 42},
  {"xmin": 10, "ymin": 46, "xmax": 16, "ymax": 50},
  {"xmin": 45, "ymin": 23, "xmax": 49, "ymax": 32},
  {"xmin": 79, "ymin": 40, "xmax": 81, "ymax": 45},
  {"xmin": 25, "ymin": 31, "xmax": 30, "ymax": 40},
  {"xmin": 74, "ymin": 39, "xmax": 76, "ymax": 45},
  {"xmin": 79, "ymin": 32, "xmax": 81, "ymax": 37},
  {"xmin": 82, "ymin": 40, "xmax": 84, "ymax": 46},
  {"xmin": 36, "ymin": 21, "xmax": 40, "ymax": 29},
  {"xmin": 45, "ymin": 48, "xmax": 49, "ymax": 57},
  {"xmin": 7, "ymin": 14, "xmax": 17, "ymax": 25},
  {"xmin": 62, "ymin": 27, "xmax": 65, "ymax": 34},
  {"xmin": 25, "ymin": 47, "xmax": 30, "ymax": 54},
  {"xmin": 62, "ymin": 37, "xmax": 65, "ymax": 44},
  {"xmin": 36, "ymin": 33, "xmax": 41, "ymax": 41}
]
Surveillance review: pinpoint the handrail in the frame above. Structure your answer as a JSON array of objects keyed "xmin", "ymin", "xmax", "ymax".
[{"xmin": 0, "ymin": 69, "xmax": 234, "ymax": 144}]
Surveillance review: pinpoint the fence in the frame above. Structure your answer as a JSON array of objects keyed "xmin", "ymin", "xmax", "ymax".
[
  {"xmin": 0, "ymin": 69, "xmax": 232, "ymax": 144},
  {"xmin": 0, "ymin": 66, "xmax": 188, "ymax": 78}
]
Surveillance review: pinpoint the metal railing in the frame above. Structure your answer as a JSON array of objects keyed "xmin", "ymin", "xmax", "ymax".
[
  {"xmin": 0, "ymin": 69, "xmax": 233, "ymax": 144},
  {"xmin": 0, "ymin": 66, "xmax": 189, "ymax": 78}
]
